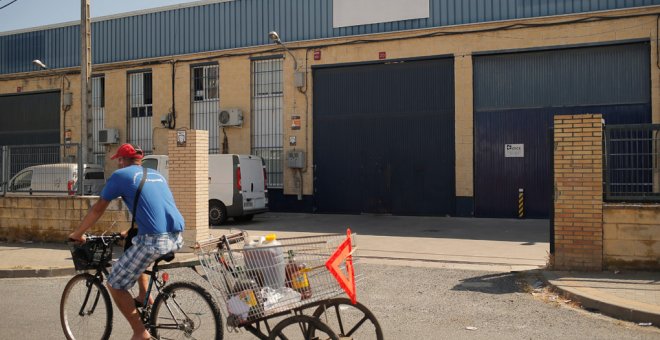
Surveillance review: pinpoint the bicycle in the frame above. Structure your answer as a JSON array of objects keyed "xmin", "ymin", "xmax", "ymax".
[{"xmin": 60, "ymin": 233, "xmax": 223, "ymax": 340}]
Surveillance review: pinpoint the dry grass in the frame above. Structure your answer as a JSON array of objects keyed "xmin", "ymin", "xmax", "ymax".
[{"xmin": 516, "ymin": 271, "xmax": 582, "ymax": 309}]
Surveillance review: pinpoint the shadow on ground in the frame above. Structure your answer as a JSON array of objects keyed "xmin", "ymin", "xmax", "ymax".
[
  {"xmin": 212, "ymin": 212, "xmax": 550, "ymax": 243},
  {"xmin": 451, "ymin": 272, "xmax": 524, "ymax": 295}
]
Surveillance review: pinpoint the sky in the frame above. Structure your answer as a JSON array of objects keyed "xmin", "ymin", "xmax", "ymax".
[{"xmin": 0, "ymin": 0, "xmax": 204, "ymax": 33}]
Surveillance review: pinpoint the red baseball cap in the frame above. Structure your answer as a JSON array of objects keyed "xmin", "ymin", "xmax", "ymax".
[{"xmin": 111, "ymin": 143, "xmax": 144, "ymax": 160}]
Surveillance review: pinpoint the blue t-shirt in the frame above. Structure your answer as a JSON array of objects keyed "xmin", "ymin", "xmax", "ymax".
[{"xmin": 101, "ymin": 165, "xmax": 184, "ymax": 235}]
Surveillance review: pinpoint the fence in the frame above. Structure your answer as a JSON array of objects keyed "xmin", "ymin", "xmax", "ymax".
[
  {"xmin": 1, "ymin": 144, "xmax": 84, "ymax": 196},
  {"xmin": 604, "ymin": 124, "xmax": 660, "ymax": 202}
]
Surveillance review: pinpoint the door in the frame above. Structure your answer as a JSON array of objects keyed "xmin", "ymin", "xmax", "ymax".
[
  {"xmin": 473, "ymin": 43, "xmax": 651, "ymax": 218},
  {"xmin": 313, "ymin": 57, "xmax": 456, "ymax": 215}
]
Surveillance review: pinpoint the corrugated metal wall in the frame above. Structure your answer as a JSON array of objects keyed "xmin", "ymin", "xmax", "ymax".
[
  {"xmin": 473, "ymin": 42, "xmax": 652, "ymax": 218},
  {"xmin": 0, "ymin": 91, "xmax": 60, "ymax": 145},
  {"xmin": 2, "ymin": 0, "xmax": 659, "ymax": 74},
  {"xmin": 474, "ymin": 43, "xmax": 651, "ymax": 111},
  {"xmin": 313, "ymin": 57, "xmax": 455, "ymax": 215}
]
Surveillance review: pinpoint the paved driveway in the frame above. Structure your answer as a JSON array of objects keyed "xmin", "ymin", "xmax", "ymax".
[{"xmin": 209, "ymin": 212, "xmax": 549, "ymax": 272}]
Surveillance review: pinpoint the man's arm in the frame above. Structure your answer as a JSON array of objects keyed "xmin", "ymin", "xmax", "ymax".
[{"xmin": 69, "ymin": 199, "xmax": 111, "ymax": 242}]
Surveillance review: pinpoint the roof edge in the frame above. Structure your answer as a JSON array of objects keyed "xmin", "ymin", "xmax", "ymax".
[{"xmin": 0, "ymin": 0, "xmax": 233, "ymax": 36}]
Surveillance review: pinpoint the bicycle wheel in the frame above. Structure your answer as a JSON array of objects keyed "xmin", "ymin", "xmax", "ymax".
[
  {"xmin": 60, "ymin": 273, "xmax": 113, "ymax": 340},
  {"xmin": 312, "ymin": 298, "xmax": 384, "ymax": 340},
  {"xmin": 268, "ymin": 315, "xmax": 339, "ymax": 340},
  {"xmin": 150, "ymin": 281, "xmax": 223, "ymax": 340}
]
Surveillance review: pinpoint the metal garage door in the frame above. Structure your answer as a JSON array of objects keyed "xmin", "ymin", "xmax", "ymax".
[
  {"xmin": 474, "ymin": 42, "xmax": 651, "ymax": 218},
  {"xmin": 313, "ymin": 57, "xmax": 455, "ymax": 215},
  {"xmin": 0, "ymin": 91, "xmax": 60, "ymax": 146}
]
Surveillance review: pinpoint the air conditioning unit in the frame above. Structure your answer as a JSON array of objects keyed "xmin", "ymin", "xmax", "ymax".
[
  {"xmin": 219, "ymin": 108, "xmax": 243, "ymax": 127},
  {"xmin": 98, "ymin": 128, "xmax": 119, "ymax": 144}
]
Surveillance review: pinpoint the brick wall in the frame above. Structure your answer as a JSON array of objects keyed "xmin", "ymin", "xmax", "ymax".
[
  {"xmin": 168, "ymin": 129, "xmax": 209, "ymax": 248},
  {"xmin": 0, "ymin": 196, "xmax": 130, "ymax": 242},
  {"xmin": 553, "ymin": 114, "xmax": 604, "ymax": 271},
  {"xmin": 603, "ymin": 204, "xmax": 660, "ymax": 270}
]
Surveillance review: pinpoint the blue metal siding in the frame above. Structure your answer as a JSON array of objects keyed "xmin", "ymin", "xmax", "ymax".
[
  {"xmin": 313, "ymin": 58, "xmax": 456, "ymax": 215},
  {"xmin": 473, "ymin": 42, "xmax": 652, "ymax": 218},
  {"xmin": 474, "ymin": 42, "xmax": 651, "ymax": 111},
  {"xmin": 1, "ymin": 0, "xmax": 659, "ymax": 74},
  {"xmin": 474, "ymin": 104, "xmax": 651, "ymax": 218}
]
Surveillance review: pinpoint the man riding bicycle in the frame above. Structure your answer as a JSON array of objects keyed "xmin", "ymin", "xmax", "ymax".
[{"xmin": 69, "ymin": 143, "xmax": 185, "ymax": 340}]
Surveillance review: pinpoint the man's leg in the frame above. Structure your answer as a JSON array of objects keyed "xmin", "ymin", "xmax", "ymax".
[
  {"xmin": 108, "ymin": 237, "xmax": 158, "ymax": 340},
  {"xmin": 107, "ymin": 284, "xmax": 151, "ymax": 340},
  {"xmin": 135, "ymin": 273, "xmax": 154, "ymax": 306}
]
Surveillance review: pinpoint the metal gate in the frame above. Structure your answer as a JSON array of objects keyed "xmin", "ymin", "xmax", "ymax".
[
  {"xmin": 0, "ymin": 91, "xmax": 60, "ymax": 146},
  {"xmin": 313, "ymin": 57, "xmax": 455, "ymax": 215},
  {"xmin": 473, "ymin": 42, "xmax": 651, "ymax": 218},
  {"xmin": 475, "ymin": 105, "xmax": 650, "ymax": 218}
]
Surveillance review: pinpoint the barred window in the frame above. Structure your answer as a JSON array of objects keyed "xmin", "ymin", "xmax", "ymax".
[
  {"xmin": 251, "ymin": 58, "xmax": 283, "ymax": 188},
  {"xmin": 127, "ymin": 71, "xmax": 153, "ymax": 153},
  {"xmin": 91, "ymin": 75, "xmax": 105, "ymax": 165},
  {"xmin": 191, "ymin": 64, "xmax": 220, "ymax": 153}
]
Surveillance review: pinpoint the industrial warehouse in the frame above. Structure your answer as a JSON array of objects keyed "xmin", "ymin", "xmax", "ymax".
[{"xmin": 0, "ymin": 0, "xmax": 659, "ymax": 218}]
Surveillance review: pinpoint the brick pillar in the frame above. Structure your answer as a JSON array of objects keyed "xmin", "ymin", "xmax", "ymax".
[
  {"xmin": 553, "ymin": 114, "xmax": 604, "ymax": 271},
  {"xmin": 168, "ymin": 130, "xmax": 209, "ymax": 249}
]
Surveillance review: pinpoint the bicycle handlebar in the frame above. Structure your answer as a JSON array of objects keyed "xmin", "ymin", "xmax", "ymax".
[{"xmin": 68, "ymin": 233, "xmax": 124, "ymax": 244}]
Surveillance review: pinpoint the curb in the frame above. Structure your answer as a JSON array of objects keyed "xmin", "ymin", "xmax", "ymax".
[
  {"xmin": 0, "ymin": 267, "xmax": 75, "ymax": 279},
  {"xmin": 0, "ymin": 257, "xmax": 201, "ymax": 279},
  {"xmin": 541, "ymin": 271, "xmax": 660, "ymax": 326}
]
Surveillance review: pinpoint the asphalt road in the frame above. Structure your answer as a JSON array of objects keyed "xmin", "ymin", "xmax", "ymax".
[{"xmin": 1, "ymin": 264, "xmax": 658, "ymax": 340}]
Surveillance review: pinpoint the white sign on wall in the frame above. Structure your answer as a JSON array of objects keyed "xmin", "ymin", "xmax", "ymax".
[
  {"xmin": 505, "ymin": 144, "xmax": 524, "ymax": 158},
  {"xmin": 333, "ymin": 0, "xmax": 430, "ymax": 28}
]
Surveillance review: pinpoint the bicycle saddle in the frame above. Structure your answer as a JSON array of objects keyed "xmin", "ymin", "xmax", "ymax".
[{"xmin": 154, "ymin": 252, "xmax": 175, "ymax": 267}]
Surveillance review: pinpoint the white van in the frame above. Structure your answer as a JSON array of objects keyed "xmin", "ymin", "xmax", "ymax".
[
  {"xmin": 3, "ymin": 163, "xmax": 105, "ymax": 196},
  {"xmin": 143, "ymin": 154, "xmax": 268, "ymax": 225}
]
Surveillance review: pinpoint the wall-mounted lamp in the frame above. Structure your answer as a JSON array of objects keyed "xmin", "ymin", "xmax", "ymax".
[
  {"xmin": 268, "ymin": 31, "xmax": 304, "ymax": 88},
  {"xmin": 268, "ymin": 31, "xmax": 282, "ymax": 45},
  {"xmin": 32, "ymin": 59, "xmax": 49, "ymax": 70}
]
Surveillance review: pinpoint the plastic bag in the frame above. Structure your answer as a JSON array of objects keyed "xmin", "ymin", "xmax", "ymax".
[{"xmin": 261, "ymin": 287, "xmax": 301, "ymax": 312}]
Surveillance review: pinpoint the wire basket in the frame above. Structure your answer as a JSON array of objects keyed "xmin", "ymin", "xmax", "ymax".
[
  {"xmin": 195, "ymin": 231, "xmax": 362, "ymax": 326},
  {"xmin": 69, "ymin": 240, "xmax": 113, "ymax": 271}
]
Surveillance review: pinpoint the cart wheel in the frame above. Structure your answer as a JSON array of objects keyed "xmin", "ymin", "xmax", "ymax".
[
  {"xmin": 312, "ymin": 298, "xmax": 384, "ymax": 340},
  {"xmin": 268, "ymin": 315, "xmax": 339, "ymax": 340}
]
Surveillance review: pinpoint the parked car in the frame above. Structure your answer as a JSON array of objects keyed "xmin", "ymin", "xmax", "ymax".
[
  {"xmin": 142, "ymin": 154, "xmax": 268, "ymax": 225},
  {"xmin": 2, "ymin": 163, "xmax": 105, "ymax": 196}
]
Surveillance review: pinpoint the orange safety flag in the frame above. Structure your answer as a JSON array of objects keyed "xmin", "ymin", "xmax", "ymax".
[{"xmin": 325, "ymin": 228, "xmax": 357, "ymax": 304}]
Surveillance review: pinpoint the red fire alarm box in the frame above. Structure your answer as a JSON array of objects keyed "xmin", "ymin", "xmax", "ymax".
[
  {"xmin": 313, "ymin": 50, "xmax": 321, "ymax": 61},
  {"xmin": 378, "ymin": 52, "xmax": 386, "ymax": 60}
]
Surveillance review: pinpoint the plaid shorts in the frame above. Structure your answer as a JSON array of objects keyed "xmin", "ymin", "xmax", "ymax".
[{"xmin": 107, "ymin": 232, "xmax": 183, "ymax": 290}]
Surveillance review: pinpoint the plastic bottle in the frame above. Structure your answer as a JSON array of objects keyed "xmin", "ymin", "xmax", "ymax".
[
  {"xmin": 285, "ymin": 250, "xmax": 312, "ymax": 299},
  {"xmin": 244, "ymin": 234, "xmax": 286, "ymax": 289}
]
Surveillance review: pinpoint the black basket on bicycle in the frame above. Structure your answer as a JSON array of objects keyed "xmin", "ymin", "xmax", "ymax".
[{"xmin": 69, "ymin": 241, "xmax": 113, "ymax": 270}]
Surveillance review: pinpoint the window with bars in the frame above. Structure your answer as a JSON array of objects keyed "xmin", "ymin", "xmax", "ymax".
[
  {"xmin": 127, "ymin": 71, "xmax": 153, "ymax": 153},
  {"xmin": 251, "ymin": 58, "xmax": 283, "ymax": 188},
  {"xmin": 90, "ymin": 75, "xmax": 105, "ymax": 165},
  {"xmin": 191, "ymin": 63, "xmax": 220, "ymax": 153}
]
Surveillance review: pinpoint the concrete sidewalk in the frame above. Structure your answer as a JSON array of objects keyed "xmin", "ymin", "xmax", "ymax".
[
  {"xmin": 542, "ymin": 271, "xmax": 660, "ymax": 326},
  {"xmin": 0, "ymin": 212, "xmax": 657, "ymax": 327}
]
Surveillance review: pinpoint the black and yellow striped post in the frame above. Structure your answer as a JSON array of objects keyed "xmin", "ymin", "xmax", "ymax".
[{"xmin": 518, "ymin": 188, "xmax": 524, "ymax": 218}]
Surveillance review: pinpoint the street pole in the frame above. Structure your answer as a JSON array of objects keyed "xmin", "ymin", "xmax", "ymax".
[{"xmin": 80, "ymin": 0, "xmax": 91, "ymax": 194}]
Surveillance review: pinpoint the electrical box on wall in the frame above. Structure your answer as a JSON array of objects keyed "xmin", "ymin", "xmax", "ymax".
[
  {"xmin": 98, "ymin": 128, "xmax": 119, "ymax": 144},
  {"xmin": 62, "ymin": 92, "xmax": 73, "ymax": 106},
  {"xmin": 294, "ymin": 71, "xmax": 305, "ymax": 88},
  {"xmin": 287, "ymin": 150, "xmax": 305, "ymax": 169}
]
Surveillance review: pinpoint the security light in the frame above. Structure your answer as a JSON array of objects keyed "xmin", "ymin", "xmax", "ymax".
[
  {"xmin": 267, "ymin": 31, "xmax": 299, "ymax": 71},
  {"xmin": 32, "ymin": 59, "xmax": 48, "ymax": 70},
  {"xmin": 268, "ymin": 31, "xmax": 282, "ymax": 44}
]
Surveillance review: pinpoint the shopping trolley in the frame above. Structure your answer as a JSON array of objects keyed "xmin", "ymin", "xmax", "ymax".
[{"xmin": 194, "ymin": 229, "xmax": 383, "ymax": 340}]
